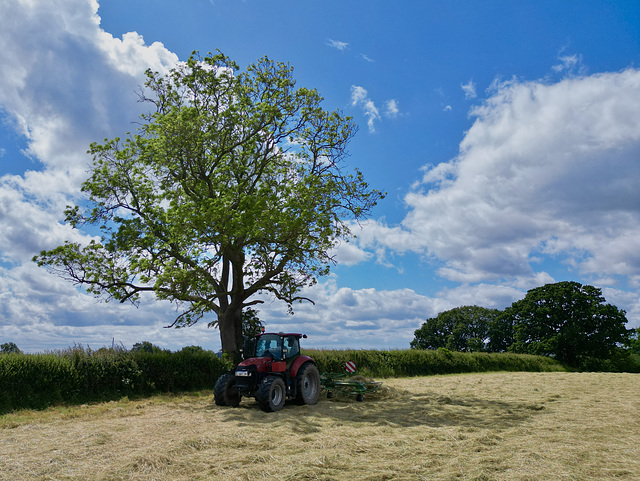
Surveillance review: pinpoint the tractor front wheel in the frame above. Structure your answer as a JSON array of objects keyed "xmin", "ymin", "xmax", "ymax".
[
  {"xmin": 256, "ymin": 375, "xmax": 286, "ymax": 412},
  {"xmin": 295, "ymin": 363, "xmax": 320, "ymax": 405},
  {"xmin": 214, "ymin": 373, "xmax": 241, "ymax": 407}
]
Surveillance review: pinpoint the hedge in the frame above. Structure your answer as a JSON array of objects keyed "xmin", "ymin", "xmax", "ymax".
[
  {"xmin": 0, "ymin": 347, "xmax": 231, "ymax": 414},
  {"xmin": 304, "ymin": 348, "xmax": 566, "ymax": 378}
]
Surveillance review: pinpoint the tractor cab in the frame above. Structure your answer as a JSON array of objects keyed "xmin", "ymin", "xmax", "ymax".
[{"xmin": 245, "ymin": 332, "xmax": 304, "ymax": 362}]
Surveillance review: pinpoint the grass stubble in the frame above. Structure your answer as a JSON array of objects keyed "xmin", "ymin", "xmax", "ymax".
[{"xmin": 1, "ymin": 371, "xmax": 639, "ymax": 481}]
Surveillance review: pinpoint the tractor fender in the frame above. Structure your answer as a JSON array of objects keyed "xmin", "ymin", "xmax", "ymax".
[{"xmin": 289, "ymin": 355, "xmax": 314, "ymax": 378}]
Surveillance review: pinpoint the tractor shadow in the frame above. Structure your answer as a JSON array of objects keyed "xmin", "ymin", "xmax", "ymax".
[{"xmin": 210, "ymin": 384, "xmax": 547, "ymax": 431}]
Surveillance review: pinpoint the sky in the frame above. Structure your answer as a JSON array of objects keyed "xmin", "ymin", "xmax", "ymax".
[{"xmin": 2, "ymin": 0, "xmax": 640, "ymax": 353}]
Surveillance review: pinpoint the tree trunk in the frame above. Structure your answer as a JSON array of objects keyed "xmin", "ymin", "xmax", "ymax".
[{"xmin": 218, "ymin": 307, "xmax": 244, "ymax": 364}]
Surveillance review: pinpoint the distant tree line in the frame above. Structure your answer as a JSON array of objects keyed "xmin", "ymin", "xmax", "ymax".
[{"xmin": 411, "ymin": 281, "xmax": 637, "ymax": 369}]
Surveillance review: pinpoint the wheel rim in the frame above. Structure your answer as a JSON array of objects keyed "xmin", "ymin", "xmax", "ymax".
[
  {"xmin": 303, "ymin": 373, "xmax": 317, "ymax": 398},
  {"xmin": 272, "ymin": 383, "xmax": 284, "ymax": 405}
]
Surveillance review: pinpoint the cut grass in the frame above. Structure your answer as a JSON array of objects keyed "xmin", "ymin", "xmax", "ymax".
[{"xmin": 1, "ymin": 372, "xmax": 639, "ymax": 480}]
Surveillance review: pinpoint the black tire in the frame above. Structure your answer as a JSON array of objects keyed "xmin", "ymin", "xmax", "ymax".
[
  {"xmin": 295, "ymin": 363, "xmax": 320, "ymax": 405},
  {"xmin": 214, "ymin": 373, "xmax": 241, "ymax": 407},
  {"xmin": 256, "ymin": 375, "xmax": 286, "ymax": 412}
]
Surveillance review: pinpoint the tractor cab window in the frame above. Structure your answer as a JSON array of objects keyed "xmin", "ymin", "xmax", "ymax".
[
  {"xmin": 255, "ymin": 334, "xmax": 282, "ymax": 359},
  {"xmin": 284, "ymin": 336, "xmax": 300, "ymax": 359}
]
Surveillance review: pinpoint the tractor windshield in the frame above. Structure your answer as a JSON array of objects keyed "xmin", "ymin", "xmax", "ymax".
[{"xmin": 255, "ymin": 334, "xmax": 282, "ymax": 359}]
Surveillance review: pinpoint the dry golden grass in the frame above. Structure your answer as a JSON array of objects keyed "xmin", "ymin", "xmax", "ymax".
[{"xmin": 1, "ymin": 372, "xmax": 639, "ymax": 481}]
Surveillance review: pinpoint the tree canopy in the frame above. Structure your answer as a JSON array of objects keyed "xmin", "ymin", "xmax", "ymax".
[
  {"xmin": 411, "ymin": 282, "xmax": 631, "ymax": 368},
  {"xmin": 411, "ymin": 306, "xmax": 500, "ymax": 352},
  {"xmin": 505, "ymin": 281, "xmax": 629, "ymax": 365},
  {"xmin": 0, "ymin": 342, "xmax": 21, "ymax": 355},
  {"xmin": 34, "ymin": 51, "xmax": 383, "ymax": 359}
]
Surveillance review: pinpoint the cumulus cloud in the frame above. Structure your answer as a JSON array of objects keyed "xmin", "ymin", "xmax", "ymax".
[
  {"xmin": 0, "ymin": 0, "xmax": 181, "ymax": 350},
  {"xmin": 329, "ymin": 240, "xmax": 372, "ymax": 266},
  {"xmin": 0, "ymin": 262, "xmax": 212, "ymax": 352},
  {"xmin": 0, "ymin": 0, "xmax": 177, "ymax": 249},
  {"xmin": 367, "ymin": 68, "xmax": 640, "ymax": 295},
  {"xmin": 254, "ymin": 277, "xmax": 443, "ymax": 348}
]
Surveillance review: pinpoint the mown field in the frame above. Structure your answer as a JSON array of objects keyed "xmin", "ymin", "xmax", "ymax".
[{"xmin": 2, "ymin": 371, "xmax": 639, "ymax": 481}]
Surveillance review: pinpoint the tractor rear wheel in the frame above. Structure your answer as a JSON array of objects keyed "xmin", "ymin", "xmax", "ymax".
[
  {"xmin": 256, "ymin": 375, "xmax": 286, "ymax": 412},
  {"xmin": 295, "ymin": 363, "xmax": 320, "ymax": 405},
  {"xmin": 214, "ymin": 373, "xmax": 241, "ymax": 407}
]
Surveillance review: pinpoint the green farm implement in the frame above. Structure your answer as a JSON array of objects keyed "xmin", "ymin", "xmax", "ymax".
[{"xmin": 320, "ymin": 372, "xmax": 382, "ymax": 402}]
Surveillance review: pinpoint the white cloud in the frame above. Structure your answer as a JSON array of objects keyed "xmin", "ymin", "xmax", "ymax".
[
  {"xmin": 369, "ymin": 69, "xmax": 640, "ymax": 295},
  {"xmin": 351, "ymin": 85, "xmax": 380, "ymax": 133},
  {"xmin": 552, "ymin": 53, "xmax": 585, "ymax": 76},
  {"xmin": 360, "ymin": 53, "xmax": 374, "ymax": 63},
  {"xmin": 461, "ymin": 79, "xmax": 477, "ymax": 99},
  {"xmin": 255, "ymin": 277, "xmax": 442, "ymax": 349},
  {"xmin": 0, "ymin": 262, "xmax": 211, "ymax": 352},
  {"xmin": 327, "ymin": 39, "xmax": 349, "ymax": 51},
  {"xmin": 0, "ymin": 0, "xmax": 177, "ymax": 248},
  {"xmin": 330, "ymin": 239, "xmax": 372, "ymax": 266},
  {"xmin": 384, "ymin": 99, "xmax": 399, "ymax": 118},
  {"xmin": 0, "ymin": 0, "xmax": 183, "ymax": 351}
]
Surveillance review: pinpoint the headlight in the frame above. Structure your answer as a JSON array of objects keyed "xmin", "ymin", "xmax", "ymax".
[{"xmin": 235, "ymin": 370, "xmax": 251, "ymax": 377}]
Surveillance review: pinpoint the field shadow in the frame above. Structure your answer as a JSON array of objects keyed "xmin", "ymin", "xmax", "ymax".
[{"xmin": 210, "ymin": 385, "xmax": 546, "ymax": 431}]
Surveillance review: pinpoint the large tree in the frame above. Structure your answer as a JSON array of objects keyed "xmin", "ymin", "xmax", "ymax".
[
  {"xmin": 0, "ymin": 342, "xmax": 22, "ymax": 355},
  {"xmin": 505, "ymin": 281, "xmax": 630, "ymax": 365},
  {"xmin": 410, "ymin": 306, "xmax": 500, "ymax": 352},
  {"xmin": 34, "ymin": 52, "xmax": 383, "ymax": 359}
]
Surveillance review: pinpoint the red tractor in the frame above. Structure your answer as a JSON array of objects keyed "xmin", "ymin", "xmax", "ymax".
[{"xmin": 214, "ymin": 332, "xmax": 321, "ymax": 412}]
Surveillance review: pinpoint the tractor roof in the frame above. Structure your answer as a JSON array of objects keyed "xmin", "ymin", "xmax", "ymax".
[{"xmin": 257, "ymin": 332, "xmax": 306, "ymax": 339}]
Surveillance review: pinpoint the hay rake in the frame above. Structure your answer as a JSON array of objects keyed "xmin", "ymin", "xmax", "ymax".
[{"xmin": 320, "ymin": 371, "xmax": 382, "ymax": 402}]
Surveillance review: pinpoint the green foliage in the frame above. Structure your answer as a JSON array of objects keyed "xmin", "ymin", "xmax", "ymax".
[
  {"xmin": 624, "ymin": 327, "xmax": 640, "ymax": 355},
  {"xmin": 412, "ymin": 282, "xmax": 633, "ymax": 370},
  {"xmin": 505, "ymin": 281, "xmax": 630, "ymax": 366},
  {"xmin": 0, "ymin": 342, "xmax": 22, "ymax": 354},
  {"xmin": 33, "ymin": 51, "xmax": 384, "ymax": 357},
  {"xmin": 131, "ymin": 341, "xmax": 166, "ymax": 353},
  {"xmin": 0, "ymin": 345, "xmax": 232, "ymax": 414},
  {"xmin": 411, "ymin": 306, "xmax": 500, "ymax": 352},
  {"xmin": 304, "ymin": 348, "xmax": 564, "ymax": 378},
  {"xmin": 570, "ymin": 348, "xmax": 640, "ymax": 373},
  {"xmin": 242, "ymin": 308, "xmax": 264, "ymax": 338}
]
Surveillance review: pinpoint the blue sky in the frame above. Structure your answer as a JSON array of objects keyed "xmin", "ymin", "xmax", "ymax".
[{"xmin": 2, "ymin": 0, "xmax": 640, "ymax": 352}]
